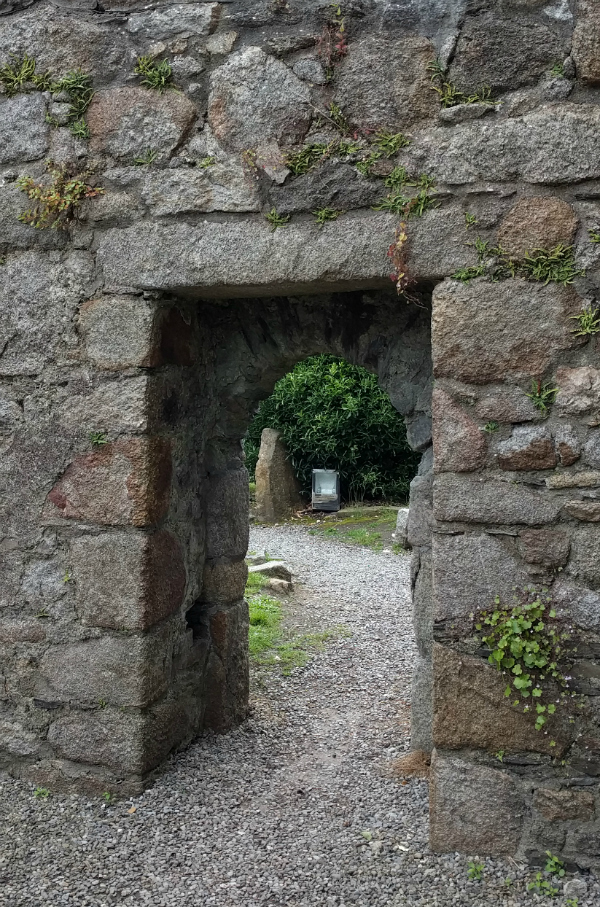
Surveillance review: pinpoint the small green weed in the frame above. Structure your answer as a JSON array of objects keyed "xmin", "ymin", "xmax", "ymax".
[
  {"xmin": 475, "ymin": 588, "xmax": 571, "ymax": 732},
  {"xmin": 245, "ymin": 571, "xmax": 269, "ymax": 595},
  {"xmin": 34, "ymin": 787, "xmax": 50, "ymax": 799},
  {"xmin": 527, "ymin": 379, "xmax": 558, "ymax": 415},
  {"xmin": 452, "ymin": 264, "xmax": 486, "ymax": 282},
  {"xmin": 63, "ymin": 570, "xmax": 72, "ymax": 584},
  {"xmin": 392, "ymin": 541, "xmax": 406, "ymax": 555},
  {"xmin": 35, "ymin": 608, "xmax": 50, "ymax": 619},
  {"xmin": 313, "ymin": 207, "xmax": 342, "ymax": 227},
  {"xmin": 465, "ymin": 212, "xmax": 478, "ymax": 229},
  {"xmin": 328, "ymin": 102, "xmax": 350, "ymax": 134},
  {"xmin": 345, "ymin": 527, "xmax": 382, "ymax": 549},
  {"xmin": 336, "ymin": 139, "xmax": 362, "ymax": 156},
  {"xmin": 285, "ymin": 142, "xmax": 331, "ymax": 175},
  {"xmin": 355, "ymin": 150, "xmax": 382, "ymax": 176},
  {"xmin": 265, "ymin": 208, "xmax": 291, "ymax": 231},
  {"xmin": 55, "ymin": 69, "xmax": 94, "ymax": 134},
  {"xmin": 17, "ymin": 161, "xmax": 104, "ymax": 230},
  {"xmin": 134, "ymin": 55, "xmax": 173, "ymax": 93},
  {"xmin": 495, "ymin": 749, "xmax": 505, "ymax": 762},
  {"xmin": 565, "ymin": 899, "xmax": 579, "ymax": 907},
  {"xmin": 589, "ymin": 228, "xmax": 600, "ymax": 243},
  {"xmin": 197, "ymin": 156, "xmax": 216, "ymax": 169},
  {"xmin": 133, "ymin": 148, "xmax": 158, "ymax": 166},
  {"xmin": 483, "ymin": 421, "xmax": 499, "ymax": 434},
  {"xmin": 0, "ymin": 53, "xmax": 52, "ymax": 95},
  {"xmin": 405, "ymin": 188, "xmax": 437, "ymax": 217},
  {"xmin": 570, "ymin": 305, "xmax": 600, "ymax": 336},
  {"xmin": 89, "ymin": 431, "xmax": 108, "ymax": 447},
  {"xmin": 373, "ymin": 130, "xmax": 410, "ymax": 157},
  {"xmin": 527, "ymin": 872, "xmax": 557, "ymax": 896},
  {"xmin": 69, "ymin": 119, "xmax": 90, "ymax": 139},
  {"xmin": 519, "ymin": 245, "xmax": 583, "ymax": 286},
  {"xmin": 102, "ymin": 791, "xmax": 113, "ymax": 803},
  {"xmin": 385, "ymin": 166, "xmax": 409, "ymax": 191},
  {"xmin": 373, "ymin": 192, "xmax": 410, "ymax": 215},
  {"xmin": 428, "ymin": 60, "xmax": 494, "ymax": 108},
  {"xmin": 504, "ymin": 877, "xmax": 513, "ymax": 887},
  {"xmin": 467, "ymin": 861, "xmax": 484, "ymax": 881},
  {"xmin": 550, "ymin": 62, "xmax": 565, "ymax": 77},
  {"xmin": 544, "ymin": 852, "xmax": 565, "ymax": 879}
]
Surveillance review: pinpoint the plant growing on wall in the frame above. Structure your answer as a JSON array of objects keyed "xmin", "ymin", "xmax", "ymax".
[
  {"xmin": 317, "ymin": 3, "xmax": 348, "ymax": 82},
  {"xmin": 244, "ymin": 355, "xmax": 420, "ymax": 501},
  {"xmin": 570, "ymin": 305, "xmax": 600, "ymax": 336},
  {"xmin": 134, "ymin": 55, "xmax": 174, "ymax": 92},
  {"xmin": 0, "ymin": 53, "xmax": 52, "ymax": 95},
  {"xmin": 475, "ymin": 588, "xmax": 574, "ymax": 732},
  {"xmin": 526, "ymin": 379, "xmax": 558, "ymax": 415},
  {"xmin": 427, "ymin": 59, "xmax": 495, "ymax": 108},
  {"xmin": 16, "ymin": 161, "xmax": 104, "ymax": 229}
]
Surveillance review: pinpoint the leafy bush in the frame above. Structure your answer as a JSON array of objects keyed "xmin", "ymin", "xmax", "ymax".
[{"xmin": 244, "ymin": 355, "xmax": 419, "ymax": 502}]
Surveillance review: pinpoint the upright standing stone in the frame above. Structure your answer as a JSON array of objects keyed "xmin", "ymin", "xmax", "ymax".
[{"xmin": 254, "ymin": 429, "xmax": 304, "ymax": 522}]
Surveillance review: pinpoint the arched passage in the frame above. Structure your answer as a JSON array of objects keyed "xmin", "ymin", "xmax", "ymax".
[{"xmin": 174, "ymin": 288, "xmax": 433, "ymax": 739}]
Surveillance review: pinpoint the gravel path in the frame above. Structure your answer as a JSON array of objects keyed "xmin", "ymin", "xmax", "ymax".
[{"xmin": 1, "ymin": 525, "xmax": 598, "ymax": 907}]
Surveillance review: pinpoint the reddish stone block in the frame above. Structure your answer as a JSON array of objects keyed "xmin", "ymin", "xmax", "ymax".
[
  {"xmin": 72, "ymin": 530, "xmax": 186, "ymax": 630},
  {"xmin": 432, "ymin": 387, "xmax": 487, "ymax": 473},
  {"xmin": 533, "ymin": 788, "xmax": 595, "ymax": 822},
  {"xmin": 44, "ymin": 438, "xmax": 171, "ymax": 527},
  {"xmin": 497, "ymin": 426, "xmax": 557, "ymax": 471},
  {"xmin": 518, "ymin": 529, "xmax": 570, "ymax": 567}
]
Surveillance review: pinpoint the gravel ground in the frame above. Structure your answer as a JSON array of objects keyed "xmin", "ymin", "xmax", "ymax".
[{"xmin": 1, "ymin": 524, "xmax": 598, "ymax": 907}]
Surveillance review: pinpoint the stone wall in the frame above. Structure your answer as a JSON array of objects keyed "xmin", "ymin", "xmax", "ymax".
[{"xmin": 1, "ymin": 0, "xmax": 599, "ymax": 866}]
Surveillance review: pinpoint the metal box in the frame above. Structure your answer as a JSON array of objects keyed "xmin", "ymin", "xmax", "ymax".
[{"xmin": 311, "ymin": 469, "xmax": 340, "ymax": 512}]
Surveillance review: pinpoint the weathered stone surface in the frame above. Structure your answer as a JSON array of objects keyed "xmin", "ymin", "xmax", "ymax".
[
  {"xmin": 475, "ymin": 385, "xmax": 539, "ymax": 423},
  {"xmin": 0, "ymin": 182, "xmax": 68, "ymax": 253},
  {"xmin": 140, "ymin": 166, "xmax": 260, "ymax": 216},
  {"xmin": 205, "ymin": 468, "xmax": 249, "ymax": 558},
  {"xmin": 406, "ymin": 206, "xmax": 480, "ymax": 281},
  {"xmin": 87, "ymin": 87, "xmax": 197, "ymax": 162},
  {"xmin": 0, "ymin": 251, "xmax": 95, "ymax": 377},
  {"xmin": 0, "ymin": 94, "xmax": 48, "ymax": 165},
  {"xmin": 555, "ymin": 424, "xmax": 581, "ymax": 466},
  {"xmin": 553, "ymin": 578, "xmax": 600, "ymax": 631},
  {"xmin": 497, "ymin": 425, "xmax": 557, "ymax": 471},
  {"xmin": 396, "ymin": 507, "xmax": 409, "ymax": 549},
  {"xmin": 564, "ymin": 500, "xmax": 600, "ymax": 521},
  {"xmin": 292, "ymin": 57, "xmax": 327, "ymax": 84},
  {"xmin": 411, "ymin": 653, "xmax": 433, "ymax": 752},
  {"xmin": 424, "ymin": 105, "xmax": 600, "ymax": 185},
  {"xmin": 430, "ymin": 750, "xmax": 525, "ymax": 854},
  {"xmin": 518, "ymin": 528, "xmax": 570, "ymax": 567},
  {"xmin": 433, "ymin": 473, "xmax": 561, "ymax": 525},
  {"xmin": 432, "ymin": 279, "xmax": 581, "ymax": 383},
  {"xmin": 71, "ymin": 530, "xmax": 186, "ymax": 630},
  {"xmin": 333, "ymin": 34, "xmax": 438, "ymax": 129},
  {"xmin": 127, "ymin": 3, "xmax": 218, "ymax": 38},
  {"xmin": 547, "ymin": 471, "xmax": 600, "ymax": 489},
  {"xmin": 96, "ymin": 214, "xmax": 396, "ymax": 296},
  {"xmin": 204, "ymin": 599, "xmax": 249, "ymax": 730},
  {"xmin": 449, "ymin": 14, "xmax": 563, "ymax": 92},
  {"xmin": 38, "ymin": 629, "xmax": 172, "ymax": 707},
  {"xmin": 44, "ymin": 439, "xmax": 172, "ymax": 527},
  {"xmin": 59, "ymin": 377, "xmax": 150, "ymax": 435},
  {"xmin": 269, "ymin": 162, "xmax": 380, "ymax": 216},
  {"xmin": 432, "ymin": 533, "xmax": 527, "ymax": 621},
  {"xmin": 0, "ymin": 717, "xmax": 42, "ymax": 757},
  {"xmin": 572, "ymin": 0, "xmax": 600, "ymax": 84},
  {"xmin": 413, "ymin": 547, "xmax": 433, "ymax": 656},
  {"xmin": 432, "ymin": 387, "xmax": 487, "ymax": 473},
  {"xmin": 497, "ymin": 197, "xmax": 578, "ymax": 259},
  {"xmin": 533, "ymin": 788, "xmax": 596, "ymax": 822},
  {"xmin": 47, "ymin": 709, "xmax": 146, "ymax": 774},
  {"xmin": 555, "ymin": 367, "xmax": 600, "ymax": 417},
  {"xmin": 569, "ymin": 526, "xmax": 600, "ymax": 589},
  {"xmin": 407, "ymin": 471, "xmax": 434, "ymax": 548},
  {"xmin": 583, "ymin": 431, "xmax": 600, "ymax": 468},
  {"xmin": 255, "ymin": 429, "xmax": 303, "ymax": 522},
  {"xmin": 438, "ymin": 102, "xmax": 493, "ymax": 125},
  {"xmin": 208, "ymin": 47, "xmax": 311, "ymax": 152},
  {"xmin": 79, "ymin": 295, "xmax": 159, "ymax": 369},
  {"xmin": 433, "ymin": 645, "xmax": 568, "ymax": 755},
  {"xmin": 202, "ymin": 559, "xmax": 247, "ymax": 606},
  {"xmin": 0, "ymin": 620, "xmax": 46, "ymax": 643},
  {"xmin": 0, "ymin": 9, "xmax": 126, "ymax": 87}
]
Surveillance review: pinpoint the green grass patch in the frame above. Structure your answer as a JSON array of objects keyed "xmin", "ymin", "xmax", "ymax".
[
  {"xmin": 302, "ymin": 505, "xmax": 406, "ymax": 552},
  {"xmin": 246, "ymin": 580, "xmax": 349, "ymax": 674}
]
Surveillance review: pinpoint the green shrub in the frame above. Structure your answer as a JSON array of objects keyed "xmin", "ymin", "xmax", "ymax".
[{"xmin": 244, "ymin": 355, "xmax": 419, "ymax": 502}]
